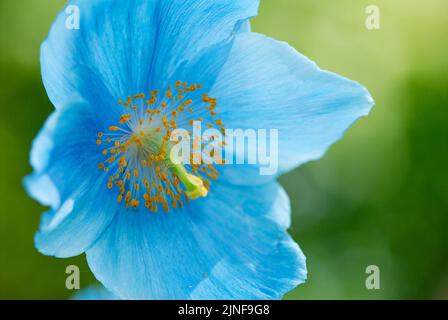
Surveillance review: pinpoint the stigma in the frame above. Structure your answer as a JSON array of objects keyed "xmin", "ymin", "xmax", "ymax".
[{"xmin": 95, "ymin": 81, "xmax": 224, "ymax": 214}]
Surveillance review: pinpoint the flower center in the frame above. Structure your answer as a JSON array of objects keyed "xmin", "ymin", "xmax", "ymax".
[{"xmin": 96, "ymin": 81, "xmax": 224, "ymax": 213}]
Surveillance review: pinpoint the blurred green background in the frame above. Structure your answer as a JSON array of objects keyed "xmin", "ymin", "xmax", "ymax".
[{"xmin": 0, "ymin": 0, "xmax": 447, "ymax": 299}]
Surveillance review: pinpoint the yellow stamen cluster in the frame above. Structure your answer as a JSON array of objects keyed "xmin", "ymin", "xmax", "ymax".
[{"xmin": 95, "ymin": 81, "xmax": 225, "ymax": 214}]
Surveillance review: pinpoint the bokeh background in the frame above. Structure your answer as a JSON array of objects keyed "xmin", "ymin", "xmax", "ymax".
[{"xmin": 0, "ymin": 0, "xmax": 447, "ymax": 299}]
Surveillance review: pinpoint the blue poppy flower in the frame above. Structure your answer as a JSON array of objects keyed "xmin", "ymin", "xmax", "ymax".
[{"xmin": 24, "ymin": 0, "xmax": 373, "ymax": 299}]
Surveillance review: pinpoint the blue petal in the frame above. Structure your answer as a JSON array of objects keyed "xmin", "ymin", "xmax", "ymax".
[
  {"xmin": 212, "ymin": 33, "xmax": 374, "ymax": 180},
  {"xmin": 41, "ymin": 0, "xmax": 259, "ymax": 109},
  {"xmin": 149, "ymin": 0, "xmax": 259, "ymax": 89},
  {"xmin": 24, "ymin": 100, "xmax": 117, "ymax": 258},
  {"xmin": 25, "ymin": 100, "xmax": 97, "ymax": 208},
  {"xmin": 170, "ymin": 32, "xmax": 374, "ymax": 184},
  {"xmin": 234, "ymin": 20, "xmax": 252, "ymax": 33},
  {"xmin": 86, "ymin": 182, "xmax": 306, "ymax": 300},
  {"xmin": 72, "ymin": 284, "xmax": 119, "ymax": 300}
]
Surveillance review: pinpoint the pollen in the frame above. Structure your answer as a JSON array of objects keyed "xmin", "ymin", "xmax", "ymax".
[{"xmin": 95, "ymin": 81, "xmax": 224, "ymax": 214}]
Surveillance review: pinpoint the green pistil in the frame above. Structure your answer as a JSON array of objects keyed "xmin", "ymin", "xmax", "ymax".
[
  {"xmin": 168, "ymin": 153, "xmax": 208, "ymax": 200},
  {"xmin": 146, "ymin": 131, "xmax": 208, "ymax": 200}
]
